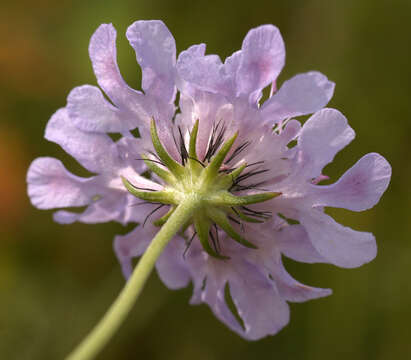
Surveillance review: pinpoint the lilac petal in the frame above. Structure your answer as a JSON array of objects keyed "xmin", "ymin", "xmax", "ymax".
[
  {"xmin": 236, "ymin": 25, "xmax": 285, "ymax": 96},
  {"xmin": 312, "ymin": 153, "xmax": 392, "ymax": 211},
  {"xmin": 177, "ymin": 52, "xmax": 231, "ymax": 96},
  {"xmin": 298, "ymin": 108, "xmax": 355, "ymax": 178},
  {"xmin": 156, "ymin": 237, "xmax": 191, "ymax": 289},
  {"xmin": 67, "ymin": 85, "xmax": 138, "ymax": 133},
  {"xmin": 271, "ymin": 259, "xmax": 332, "ymax": 302},
  {"xmin": 27, "ymin": 157, "xmax": 95, "ymax": 210},
  {"xmin": 203, "ymin": 277, "xmax": 245, "ymax": 335},
  {"xmin": 276, "ymin": 225, "xmax": 327, "ymax": 263},
  {"xmin": 228, "ymin": 261, "xmax": 290, "ymax": 340},
  {"xmin": 224, "ymin": 50, "xmax": 242, "ymax": 79},
  {"xmin": 53, "ymin": 190, "xmax": 128, "ymax": 225},
  {"xmin": 175, "ymin": 44, "xmax": 206, "ymax": 95},
  {"xmin": 299, "ymin": 209, "xmax": 377, "ymax": 268},
  {"xmin": 279, "ymin": 119, "xmax": 301, "ymax": 144},
  {"xmin": 45, "ymin": 108, "xmax": 118, "ymax": 173},
  {"xmin": 262, "ymin": 72, "xmax": 335, "ymax": 124},
  {"xmin": 126, "ymin": 20, "xmax": 176, "ymax": 102},
  {"xmin": 114, "ymin": 225, "xmax": 154, "ymax": 278},
  {"xmin": 89, "ymin": 23, "xmax": 148, "ymax": 117}
]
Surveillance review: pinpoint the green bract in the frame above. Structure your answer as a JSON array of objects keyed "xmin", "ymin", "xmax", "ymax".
[{"xmin": 122, "ymin": 119, "xmax": 281, "ymax": 259}]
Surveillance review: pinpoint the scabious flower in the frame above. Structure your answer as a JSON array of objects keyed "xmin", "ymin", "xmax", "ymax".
[{"xmin": 27, "ymin": 20, "xmax": 391, "ymax": 340}]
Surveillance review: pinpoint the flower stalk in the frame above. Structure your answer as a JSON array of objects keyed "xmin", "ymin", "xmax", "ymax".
[{"xmin": 66, "ymin": 198, "xmax": 200, "ymax": 360}]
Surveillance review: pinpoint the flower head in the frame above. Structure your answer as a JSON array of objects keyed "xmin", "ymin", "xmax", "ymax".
[{"xmin": 27, "ymin": 20, "xmax": 391, "ymax": 340}]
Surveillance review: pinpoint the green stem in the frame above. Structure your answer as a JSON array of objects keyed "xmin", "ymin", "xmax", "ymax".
[{"xmin": 66, "ymin": 198, "xmax": 199, "ymax": 360}]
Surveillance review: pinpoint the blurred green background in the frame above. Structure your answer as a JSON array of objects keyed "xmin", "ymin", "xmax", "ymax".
[{"xmin": 1, "ymin": 0, "xmax": 410, "ymax": 359}]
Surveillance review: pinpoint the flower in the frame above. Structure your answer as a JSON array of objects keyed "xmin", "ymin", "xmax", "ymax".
[{"xmin": 27, "ymin": 20, "xmax": 391, "ymax": 340}]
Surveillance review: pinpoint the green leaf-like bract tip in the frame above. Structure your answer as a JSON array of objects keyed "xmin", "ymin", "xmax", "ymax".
[
  {"xmin": 207, "ymin": 208, "xmax": 258, "ymax": 249},
  {"xmin": 121, "ymin": 176, "xmax": 176, "ymax": 204},
  {"xmin": 208, "ymin": 191, "xmax": 281, "ymax": 206},
  {"xmin": 194, "ymin": 216, "xmax": 229, "ymax": 260},
  {"xmin": 150, "ymin": 119, "xmax": 184, "ymax": 178},
  {"xmin": 142, "ymin": 154, "xmax": 175, "ymax": 184},
  {"xmin": 201, "ymin": 132, "xmax": 238, "ymax": 183}
]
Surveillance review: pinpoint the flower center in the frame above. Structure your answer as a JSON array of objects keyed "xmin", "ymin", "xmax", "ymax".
[{"xmin": 122, "ymin": 119, "xmax": 281, "ymax": 259}]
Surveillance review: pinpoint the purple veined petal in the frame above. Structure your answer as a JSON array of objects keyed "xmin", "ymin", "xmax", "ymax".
[
  {"xmin": 279, "ymin": 119, "xmax": 301, "ymax": 144},
  {"xmin": 202, "ymin": 276, "xmax": 245, "ymax": 336},
  {"xmin": 117, "ymin": 167, "xmax": 164, "ymax": 192},
  {"xmin": 276, "ymin": 225, "xmax": 327, "ymax": 263},
  {"xmin": 270, "ymin": 258, "xmax": 332, "ymax": 302},
  {"xmin": 297, "ymin": 108, "xmax": 355, "ymax": 178},
  {"xmin": 262, "ymin": 72, "xmax": 335, "ymax": 124},
  {"xmin": 114, "ymin": 137, "xmax": 146, "ymax": 172},
  {"xmin": 67, "ymin": 85, "xmax": 139, "ymax": 133},
  {"xmin": 177, "ymin": 51, "xmax": 231, "ymax": 97},
  {"xmin": 45, "ymin": 108, "xmax": 119, "ymax": 173},
  {"xmin": 156, "ymin": 237, "xmax": 191, "ymax": 289},
  {"xmin": 311, "ymin": 153, "xmax": 392, "ymax": 211},
  {"xmin": 53, "ymin": 189, "xmax": 129, "ymax": 225},
  {"xmin": 236, "ymin": 25, "xmax": 285, "ymax": 97},
  {"xmin": 228, "ymin": 260, "xmax": 290, "ymax": 340},
  {"xmin": 298, "ymin": 209, "xmax": 377, "ymax": 268},
  {"xmin": 89, "ymin": 24, "xmax": 151, "ymax": 123},
  {"xmin": 175, "ymin": 44, "xmax": 206, "ymax": 96},
  {"xmin": 223, "ymin": 50, "xmax": 242, "ymax": 97},
  {"xmin": 224, "ymin": 50, "xmax": 242, "ymax": 80},
  {"xmin": 114, "ymin": 224, "xmax": 154, "ymax": 278},
  {"xmin": 126, "ymin": 20, "xmax": 177, "ymax": 103},
  {"xmin": 182, "ymin": 241, "xmax": 247, "ymax": 334},
  {"xmin": 27, "ymin": 157, "xmax": 96, "ymax": 210}
]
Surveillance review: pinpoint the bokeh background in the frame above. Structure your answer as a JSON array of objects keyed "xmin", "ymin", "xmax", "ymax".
[{"xmin": 1, "ymin": 0, "xmax": 410, "ymax": 359}]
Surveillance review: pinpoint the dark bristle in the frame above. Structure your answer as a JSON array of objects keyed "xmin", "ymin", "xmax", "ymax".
[
  {"xmin": 213, "ymin": 224, "xmax": 221, "ymax": 252},
  {"xmin": 241, "ymin": 206, "xmax": 272, "ymax": 220},
  {"xmin": 143, "ymin": 204, "xmax": 166, "ymax": 227},
  {"xmin": 228, "ymin": 215, "xmax": 241, "ymax": 225},
  {"xmin": 245, "ymin": 161, "xmax": 265, "ymax": 168},
  {"xmin": 183, "ymin": 231, "xmax": 197, "ymax": 259},
  {"xmin": 129, "ymin": 184, "xmax": 158, "ymax": 192},
  {"xmin": 172, "ymin": 126, "xmax": 189, "ymax": 165},
  {"xmin": 147, "ymin": 151, "xmax": 162, "ymax": 162},
  {"xmin": 135, "ymin": 158, "xmax": 166, "ymax": 167},
  {"xmin": 130, "ymin": 201, "xmax": 161, "ymax": 207},
  {"xmin": 203, "ymin": 119, "xmax": 227, "ymax": 162},
  {"xmin": 225, "ymin": 141, "xmax": 250, "ymax": 164},
  {"xmin": 178, "ymin": 126, "xmax": 189, "ymax": 165},
  {"xmin": 209, "ymin": 227, "xmax": 221, "ymax": 254},
  {"xmin": 229, "ymin": 166, "xmax": 270, "ymax": 192}
]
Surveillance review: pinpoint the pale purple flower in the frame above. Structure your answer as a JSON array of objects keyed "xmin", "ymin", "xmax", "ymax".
[{"xmin": 27, "ymin": 20, "xmax": 391, "ymax": 340}]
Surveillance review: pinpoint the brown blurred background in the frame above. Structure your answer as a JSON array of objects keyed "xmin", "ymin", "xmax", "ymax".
[{"xmin": 1, "ymin": 0, "xmax": 410, "ymax": 359}]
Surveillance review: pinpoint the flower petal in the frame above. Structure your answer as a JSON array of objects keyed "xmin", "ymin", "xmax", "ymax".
[
  {"xmin": 298, "ymin": 108, "xmax": 355, "ymax": 178},
  {"xmin": 126, "ymin": 20, "xmax": 176, "ymax": 102},
  {"xmin": 45, "ymin": 108, "xmax": 118, "ymax": 173},
  {"xmin": 299, "ymin": 209, "xmax": 377, "ymax": 268},
  {"xmin": 236, "ymin": 25, "xmax": 285, "ymax": 96},
  {"xmin": 156, "ymin": 237, "xmax": 191, "ymax": 289},
  {"xmin": 228, "ymin": 260, "xmax": 290, "ymax": 340},
  {"xmin": 276, "ymin": 225, "xmax": 327, "ymax": 263},
  {"xmin": 175, "ymin": 44, "xmax": 206, "ymax": 95},
  {"xmin": 89, "ymin": 24, "xmax": 150, "ymax": 123},
  {"xmin": 271, "ymin": 259, "xmax": 332, "ymax": 302},
  {"xmin": 262, "ymin": 72, "xmax": 335, "ymax": 124},
  {"xmin": 312, "ymin": 153, "xmax": 392, "ymax": 211},
  {"xmin": 177, "ymin": 52, "xmax": 231, "ymax": 96},
  {"xmin": 67, "ymin": 85, "xmax": 138, "ymax": 133},
  {"xmin": 53, "ymin": 190, "xmax": 128, "ymax": 225},
  {"xmin": 27, "ymin": 157, "xmax": 95, "ymax": 210},
  {"xmin": 114, "ymin": 225, "xmax": 154, "ymax": 278}
]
